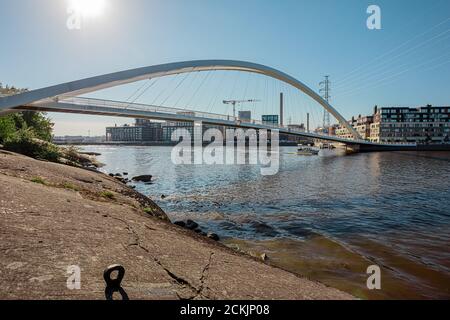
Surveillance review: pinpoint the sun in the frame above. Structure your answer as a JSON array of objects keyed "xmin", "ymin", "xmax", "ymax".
[{"xmin": 69, "ymin": 0, "xmax": 106, "ymax": 18}]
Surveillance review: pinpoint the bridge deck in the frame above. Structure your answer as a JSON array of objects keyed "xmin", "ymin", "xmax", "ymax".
[{"xmin": 17, "ymin": 97, "xmax": 377, "ymax": 146}]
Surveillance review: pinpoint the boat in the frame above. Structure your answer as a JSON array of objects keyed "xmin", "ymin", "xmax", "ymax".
[
  {"xmin": 297, "ymin": 144, "xmax": 320, "ymax": 156},
  {"xmin": 318, "ymin": 142, "xmax": 336, "ymax": 149}
]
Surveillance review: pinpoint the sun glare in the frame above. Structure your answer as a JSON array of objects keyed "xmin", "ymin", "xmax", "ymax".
[{"xmin": 69, "ymin": 0, "xmax": 106, "ymax": 18}]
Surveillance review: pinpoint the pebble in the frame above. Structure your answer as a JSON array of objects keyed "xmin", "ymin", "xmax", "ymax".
[
  {"xmin": 172, "ymin": 220, "xmax": 220, "ymax": 242},
  {"xmin": 207, "ymin": 233, "xmax": 220, "ymax": 241},
  {"xmin": 185, "ymin": 220, "xmax": 199, "ymax": 230},
  {"xmin": 132, "ymin": 175, "xmax": 153, "ymax": 183},
  {"xmin": 173, "ymin": 221, "xmax": 186, "ymax": 228}
]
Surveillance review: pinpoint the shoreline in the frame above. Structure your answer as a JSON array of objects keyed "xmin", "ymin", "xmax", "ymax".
[
  {"xmin": 0, "ymin": 149, "xmax": 353, "ymax": 300},
  {"xmin": 55, "ymin": 142, "xmax": 450, "ymax": 152},
  {"xmin": 82, "ymin": 145, "xmax": 450, "ymax": 300}
]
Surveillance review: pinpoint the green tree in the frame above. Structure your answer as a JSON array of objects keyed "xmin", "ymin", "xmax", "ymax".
[
  {"xmin": 17, "ymin": 111, "xmax": 54, "ymax": 141},
  {"xmin": 1, "ymin": 83, "xmax": 54, "ymax": 142},
  {"xmin": 0, "ymin": 116, "xmax": 16, "ymax": 143},
  {"xmin": 1, "ymin": 83, "xmax": 57, "ymax": 160}
]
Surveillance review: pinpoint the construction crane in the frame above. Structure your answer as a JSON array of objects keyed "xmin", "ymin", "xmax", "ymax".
[{"xmin": 223, "ymin": 99, "xmax": 260, "ymax": 118}]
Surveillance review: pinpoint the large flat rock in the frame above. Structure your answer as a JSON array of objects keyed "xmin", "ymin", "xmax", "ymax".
[{"xmin": 0, "ymin": 150, "xmax": 353, "ymax": 300}]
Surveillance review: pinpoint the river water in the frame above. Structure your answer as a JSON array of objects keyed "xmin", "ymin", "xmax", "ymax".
[{"xmin": 82, "ymin": 145, "xmax": 450, "ymax": 299}]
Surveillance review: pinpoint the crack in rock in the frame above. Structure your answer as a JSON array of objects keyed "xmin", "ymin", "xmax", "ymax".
[
  {"xmin": 108, "ymin": 215, "xmax": 205, "ymax": 299},
  {"xmin": 197, "ymin": 252, "xmax": 214, "ymax": 298}
]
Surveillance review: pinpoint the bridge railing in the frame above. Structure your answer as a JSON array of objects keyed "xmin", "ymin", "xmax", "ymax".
[{"xmin": 62, "ymin": 97, "xmax": 285, "ymax": 128}]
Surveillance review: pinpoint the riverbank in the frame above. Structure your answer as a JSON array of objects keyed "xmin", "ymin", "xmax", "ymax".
[
  {"xmin": 0, "ymin": 149, "xmax": 352, "ymax": 300},
  {"xmin": 83, "ymin": 145, "xmax": 450, "ymax": 300}
]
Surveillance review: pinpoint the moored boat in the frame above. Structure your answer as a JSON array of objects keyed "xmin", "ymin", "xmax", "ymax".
[{"xmin": 297, "ymin": 144, "xmax": 320, "ymax": 156}]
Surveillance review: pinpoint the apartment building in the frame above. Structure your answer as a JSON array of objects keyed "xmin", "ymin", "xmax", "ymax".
[{"xmin": 336, "ymin": 105, "xmax": 450, "ymax": 144}]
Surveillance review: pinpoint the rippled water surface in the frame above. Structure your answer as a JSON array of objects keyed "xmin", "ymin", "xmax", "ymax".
[{"xmin": 83, "ymin": 146, "xmax": 450, "ymax": 299}]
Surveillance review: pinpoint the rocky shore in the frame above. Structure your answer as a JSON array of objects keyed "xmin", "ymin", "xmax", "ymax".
[{"xmin": 0, "ymin": 149, "xmax": 353, "ymax": 300}]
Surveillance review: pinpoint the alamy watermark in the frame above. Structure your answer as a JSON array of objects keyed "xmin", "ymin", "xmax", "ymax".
[
  {"xmin": 66, "ymin": 265, "xmax": 81, "ymax": 290},
  {"xmin": 170, "ymin": 123, "xmax": 280, "ymax": 176},
  {"xmin": 367, "ymin": 265, "xmax": 382, "ymax": 290},
  {"xmin": 367, "ymin": 5, "xmax": 382, "ymax": 30},
  {"xmin": 66, "ymin": 0, "xmax": 106, "ymax": 30}
]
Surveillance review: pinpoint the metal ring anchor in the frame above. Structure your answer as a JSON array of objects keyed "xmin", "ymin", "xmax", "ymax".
[{"xmin": 104, "ymin": 264, "xmax": 129, "ymax": 300}]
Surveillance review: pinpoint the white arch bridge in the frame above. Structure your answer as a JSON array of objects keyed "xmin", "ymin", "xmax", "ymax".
[{"xmin": 0, "ymin": 60, "xmax": 403, "ymax": 150}]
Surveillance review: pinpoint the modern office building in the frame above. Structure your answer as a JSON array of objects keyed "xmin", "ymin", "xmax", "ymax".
[
  {"xmin": 262, "ymin": 115, "xmax": 279, "ymax": 126},
  {"xmin": 106, "ymin": 119, "xmax": 163, "ymax": 142},
  {"xmin": 238, "ymin": 111, "xmax": 252, "ymax": 122},
  {"xmin": 284, "ymin": 124, "xmax": 307, "ymax": 143},
  {"xmin": 161, "ymin": 121, "xmax": 194, "ymax": 142},
  {"xmin": 287, "ymin": 124, "xmax": 305, "ymax": 132},
  {"xmin": 106, "ymin": 118, "xmax": 226, "ymax": 143}
]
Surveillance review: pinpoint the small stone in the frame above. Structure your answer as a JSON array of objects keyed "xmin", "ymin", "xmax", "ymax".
[
  {"xmin": 194, "ymin": 228, "xmax": 202, "ymax": 234},
  {"xmin": 108, "ymin": 173, "xmax": 115, "ymax": 177},
  {"xmin": 161, "ymin": 194, "xmax": 167, "ymax": 199},
  {"xmin": 173, "ymin": 221, "xmax": 186, "ymax": 228},
  {"xmin": 261, "ymin": 253, "xmax": 268, "ymax": 261},
  {"xmin": 132, "ymin": 175, "xmax": 153, "ymax": 183},
  {"xmin": 123, "ymin": 172, "xmax": 128, "ymax": 176},
  {"xmin": 185, "ymin": 220, "xmax": 199, "ymax": 230},
  {"xmin": 207, "ymin": 233, "xmax": 220, "ymax": 241},
  {"xmin": 115, "ymin": 177, "xmax": 126, "ymax": 184}
]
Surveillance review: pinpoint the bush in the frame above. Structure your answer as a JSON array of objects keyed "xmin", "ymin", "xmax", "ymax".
[
  {"xmin": 31, "ymin": 177, "xmax": 48, "ymax": 186},
  {"xmin": 99, "ymin": 191, "xmax": 115, "ymax": 200},
  {"xmin": 0, "ymin": 116, "xmax": 16, "ymax": 143},
  {"xmin": 1, "ymin": 84, "xmax": 56, "ymax": 161},
  {"xmin": 3, "ymin": 129, "xmax": 61, "ymax": 162}
]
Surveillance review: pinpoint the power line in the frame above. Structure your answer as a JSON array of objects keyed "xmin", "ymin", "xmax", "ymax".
[
  {"xmin": 335, "ymin": 14, "xmax": 450, "ymax": 84},
  {"xmin": 337, "ymin": 51, "xmax": 450, "ymax": 98},
  {"xmin": 335, "ymin": 42, "xmax": 450, "ymax": 97},
  {"xmin": 335, "ymin": 27, "xmax": 450, "ymax": 91}
]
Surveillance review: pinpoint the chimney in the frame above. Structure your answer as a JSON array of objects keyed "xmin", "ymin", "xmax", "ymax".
[
  {"xmin": 307, "ymin": 113, "xmax": 310, "ymax": 132},
  {"xmin": 280, "ymin": 92, "xmax": 284, "ymax": 127}
]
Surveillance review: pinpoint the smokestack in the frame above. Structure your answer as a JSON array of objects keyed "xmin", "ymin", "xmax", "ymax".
[
  {"xmin": 280, "ymin": 92, "xmax": 284, "ymax": 127},
  {"xmin": 307, "ymin": 113, "xmax": 310, "ymax": 133}
]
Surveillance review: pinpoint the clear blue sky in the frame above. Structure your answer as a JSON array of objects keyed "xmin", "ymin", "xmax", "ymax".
[{"xmin": 1, "ymin": 0, "xmax": 449, "ymax": 135}]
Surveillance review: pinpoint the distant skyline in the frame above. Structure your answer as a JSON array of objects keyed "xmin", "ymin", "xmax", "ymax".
[{"xmin": 1, "ymin": 0, "xmax": 449, "ymax": 136}]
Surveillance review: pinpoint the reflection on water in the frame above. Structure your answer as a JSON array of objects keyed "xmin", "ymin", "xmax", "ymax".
[{"xmin": 83, "ymin": 146, "xmax": 450, "ymax": 299}]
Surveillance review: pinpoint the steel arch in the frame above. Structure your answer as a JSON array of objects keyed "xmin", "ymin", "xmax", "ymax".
[{"xmin": 0, "ymin": 60, "xmax": 361, "ymax": 139}]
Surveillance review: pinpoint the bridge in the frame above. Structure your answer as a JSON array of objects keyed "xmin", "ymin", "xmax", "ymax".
[{"xmin": 0, "ymin": 60, "xmax": 412, "ymax": 151}]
